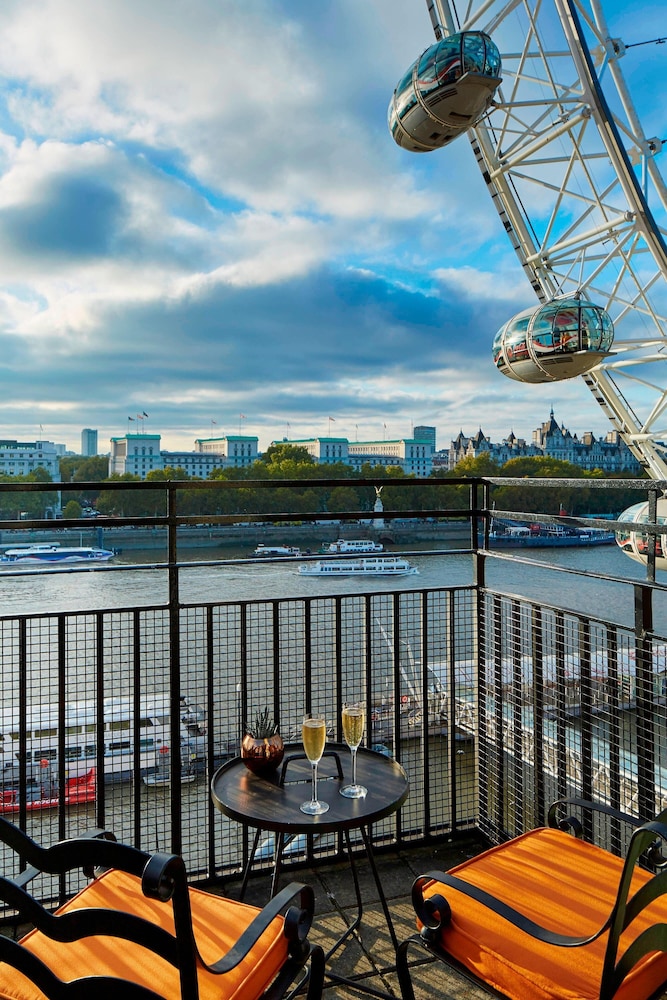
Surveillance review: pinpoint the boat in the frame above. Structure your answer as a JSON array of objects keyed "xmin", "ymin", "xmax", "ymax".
[
  {"xmin": 0, "ymin": 543, "xmax": 115, "ymax": 564},
  {"xmin": 486, "ymin": 520, "xmax": 615, "ymax": 548},
  {"xmin": 0, "ymin": 767, "xmax": 96, "ymax": 813},
  {"xmin": 298, "ymin": 556, "xmax": 418, "ymax": 577},
  {"xmin": 252, "ymin": 544, "xmax": 302, "ymax": 558},
  {"xmin": 0, "ymin": 695, "xmax": 206, "ymax": 785},
  {"xmin": 324, "ymin": 539, "xmax": 384, "ymax": 554}
]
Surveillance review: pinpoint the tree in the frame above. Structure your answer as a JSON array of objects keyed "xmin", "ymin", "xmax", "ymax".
[
  {"xmin": 493, "ymin": 456, "xmax": 587, "ymax": 514},
  {"xmin": 96, "ymin": 473, "xmax": 158, "ymax": 517},
  {"xmin": 261, "ymin": 443, "xmax": 314, "ymax": 467},
  {"xmin": 59, "ymin": 455, "xmax": 109, "ymax": 483},
  {"xmin": 449, "ymin": 454, "xmax": 501, "ymax": 478},
  {"xmin": 0, "ymin": 469, "xmax": 58, "ymax": 520},
  {"xmin": 327, "ymin": 486, "xmax": 361, "ymax": 513},
  {"xmin": 63, "ymin": 499, "xmax": 83, "ymax": 519}
]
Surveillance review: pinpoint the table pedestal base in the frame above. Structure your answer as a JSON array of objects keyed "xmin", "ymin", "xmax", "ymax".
[{"xmin": 240, "ymin": 825, "xmax": 400, "ymax": 999}]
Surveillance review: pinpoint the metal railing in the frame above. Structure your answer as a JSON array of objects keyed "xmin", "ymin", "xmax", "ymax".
[{"xmin": 1, "ymin": 475, "xmax": 666, "ymax": 903}]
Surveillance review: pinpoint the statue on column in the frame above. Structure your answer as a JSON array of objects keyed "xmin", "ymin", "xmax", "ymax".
[{"xmin": 373, "ymin": 486, "xmax": 385, "ymax": 529}]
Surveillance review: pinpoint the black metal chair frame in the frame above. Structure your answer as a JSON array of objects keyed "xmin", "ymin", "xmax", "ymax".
[
  {"xmin": 397, "ymin": 799, "xmax": 667, "ymax": 1000},
  {"xmin": 0, "ymin": 816, "xmax": 324, "ymax": 1000}
]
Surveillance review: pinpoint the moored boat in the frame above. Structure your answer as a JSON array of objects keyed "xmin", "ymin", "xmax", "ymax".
[
  {"xmin": 252, "ymin": 544, "xmax": 302, "ymax": 557},
  {"xmin": 0, "ymin": 695, "xmax": 206, "ymax": 785},
  {"xmin": 324, "ymin": 539, "xmax": 384, "ymax": 554},
  {"xmin": 298, "ymin": 556, "xmax": 418, "ymax": 577},
  {"xmin": 486, "ymin": 520, "xmax": 615, "ymax": 547},
  {"xmin": 0, "ymin": 767, "xmax": 96, "ymax": 813}
]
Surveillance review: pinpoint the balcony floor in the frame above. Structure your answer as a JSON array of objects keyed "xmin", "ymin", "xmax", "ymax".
[{"xmin": 228, "ymin": 835, "xmax": 492, "ymax": 999}]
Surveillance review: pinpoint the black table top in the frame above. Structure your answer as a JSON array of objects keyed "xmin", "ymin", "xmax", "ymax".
[{"xmin": 211, "ymin": 743, "xmax": 409, "ymax": 834}]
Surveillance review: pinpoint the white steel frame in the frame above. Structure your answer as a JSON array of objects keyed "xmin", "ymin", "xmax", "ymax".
[{"xmin": 428, "ymin": 0, "xmax": 667, "ymax": 479}]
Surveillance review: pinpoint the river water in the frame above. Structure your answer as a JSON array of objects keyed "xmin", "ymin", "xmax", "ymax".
[{"xmin": 0, "ymin": 540, "xmax": 664, "ymax": 633}]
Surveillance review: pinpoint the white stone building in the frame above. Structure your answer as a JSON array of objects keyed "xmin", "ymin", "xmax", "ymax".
[
  {"xmin": 0, "ymin": 439, "xmax": 60, "ymax": 479},
  {"xmin": 108, "ymin": 433, "xmax": 259, "ymax": 479},
  {"xmin": 194, "ymin": 435, "xmax": 259, "ymax": 468},
  {"xmin": 281, "ymin": 435, "xmax": 433, "ymax": 476}
]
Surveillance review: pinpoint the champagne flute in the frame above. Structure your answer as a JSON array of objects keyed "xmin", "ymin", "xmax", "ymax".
[
  {"xmin": 340, "ymin": 702, "xmax": 367, "ymax": 798},
  {"xmin": 300, "ymin": 714, "xmax": 329, "ymax": 815}
]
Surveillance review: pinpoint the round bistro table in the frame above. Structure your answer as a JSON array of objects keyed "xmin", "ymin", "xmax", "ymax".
[{"xmin": 211, "ymin": 743, "xmax": 409, "ymax": 954}]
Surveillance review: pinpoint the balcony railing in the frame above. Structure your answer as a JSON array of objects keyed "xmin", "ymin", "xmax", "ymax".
[{"xmin": 0, "ymin": 475, "xmax": 665, "ymax": 906}]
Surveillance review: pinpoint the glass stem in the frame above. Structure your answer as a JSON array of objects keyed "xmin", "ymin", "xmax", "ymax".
[
  {"xmin": 312, "ymin": 761, "xmax": 318, "ymax": 803},
  {"xmin": 352, "ymin": 748, "xmax": 357, "ymax": 786}
]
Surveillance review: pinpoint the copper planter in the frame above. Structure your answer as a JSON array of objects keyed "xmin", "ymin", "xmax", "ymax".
[{"xmin": 241, "ymin": 733, "xmax": 285, "ymax": 775}]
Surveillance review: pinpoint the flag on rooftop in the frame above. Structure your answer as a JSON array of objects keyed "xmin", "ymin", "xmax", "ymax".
[
  {"xmin": 128, "ymin": 416, "xmax": 135, "ymax": 421},
  {"xmin": 142, "ymin": 411, "xmax": 149, "ymax": 418}
]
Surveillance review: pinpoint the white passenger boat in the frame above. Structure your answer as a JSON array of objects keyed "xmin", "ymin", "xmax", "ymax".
[
  {"xmin": 1, "ymin": 544, "xmax": 115, "ymax": 565},
  {"xmin": 324, "ymin": 539, "xmax": 384, "ymax": 554},
  {"xmin": 0, "ymin": 695, "xmax": 206, "ymax": 785},
  {"xmin": 252, "ymin": 544, "xmax": 302, "ymax": 557},
  {"xmin": 298, "ymin": 556, "xmax": 418, "ymax": 577}
]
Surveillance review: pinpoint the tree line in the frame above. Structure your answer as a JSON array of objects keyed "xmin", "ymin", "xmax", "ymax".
[{"xmin": 36, "ymin": 444, "xmax": 644, "ymax": 520}]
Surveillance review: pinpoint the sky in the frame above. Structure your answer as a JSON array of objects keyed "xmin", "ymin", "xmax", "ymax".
[{"xmin": 0, "ymin": 0, "xmax": 663, "ymax": 455}]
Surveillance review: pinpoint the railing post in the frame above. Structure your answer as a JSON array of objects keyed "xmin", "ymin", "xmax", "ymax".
[
  {"xmin": 634, "ymin": 582, "xmax": 655, "ymax": 822},
  {"xmin": 168, "ymin": 482, "xmax": 182, "ymax": 854}
]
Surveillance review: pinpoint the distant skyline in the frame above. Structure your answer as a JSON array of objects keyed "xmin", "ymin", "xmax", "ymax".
[
  {"xmin": 36, "ymin": 403, "xmax": 621, "ymax": 456},
  {"xmin": 0, "ymin": 1, "xmax": 662, "ymax": 454}
]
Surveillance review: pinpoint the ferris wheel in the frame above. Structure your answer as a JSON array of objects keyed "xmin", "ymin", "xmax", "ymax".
[{"xmin": 389, "ymin": 0, "xmax": 667, "ymax": 481}]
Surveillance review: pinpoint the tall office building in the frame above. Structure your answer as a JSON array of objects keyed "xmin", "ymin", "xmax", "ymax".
[
  {"xmin": 413, "ymin": 425, "xmax": 436, "ymax": 451},
  {"xmin": 81, "ymin": 428, "xmax": 98, "ymax": 456}
]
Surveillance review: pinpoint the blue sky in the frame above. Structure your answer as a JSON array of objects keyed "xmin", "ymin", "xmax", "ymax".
[{"xmin": 0, "ymin": 0, "xmax": 662, "ymax": 454}]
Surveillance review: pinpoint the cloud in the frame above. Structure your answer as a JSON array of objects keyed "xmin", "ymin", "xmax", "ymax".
[{"xmin": 0, "ymin": 0, "xmax": 648, "ymax": 456}]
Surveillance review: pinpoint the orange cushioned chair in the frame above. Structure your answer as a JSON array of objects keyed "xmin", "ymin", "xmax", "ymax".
[
  {"xmin": 0, "ymin": 816, "xmax": 324, "ymax": 1000},
  {"xmin": 397, "ymin": 799, "xmax": 667, "ymax": 1000}
]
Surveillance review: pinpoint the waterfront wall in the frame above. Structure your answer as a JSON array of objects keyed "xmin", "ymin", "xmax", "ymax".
[{"xmin": 0, "ymin": 520, "xmax": 472, "ymax": 552}]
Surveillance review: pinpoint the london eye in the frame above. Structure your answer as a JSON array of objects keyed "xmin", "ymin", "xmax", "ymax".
[{"xmin": 390, "ymin": 0, "xmax": 667, "ymax": 484}]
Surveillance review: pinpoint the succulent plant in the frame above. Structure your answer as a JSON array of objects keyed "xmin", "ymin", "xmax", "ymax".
[{"xmin": 244, "ymin": 708, "xmax": 279, "ymax": 739}]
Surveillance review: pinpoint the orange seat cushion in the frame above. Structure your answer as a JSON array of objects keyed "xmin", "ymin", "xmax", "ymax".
[
  {"xmin": 0, "ymin": 869, "xmax": 289, "ymax": 1000},
  {"xmin": 420, "ymin": 827, "xmax": 667, "ymax": 1000}
]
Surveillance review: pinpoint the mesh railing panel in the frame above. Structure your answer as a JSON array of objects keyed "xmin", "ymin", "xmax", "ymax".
[
  {"xmin": 3, "ymin": 573, "xmax": 666, "ymax": 906},
  {"xmin": 0, "ymin": 585, "xmax": 475, "ymax": 904},
  {"xmin": 477, "ymin": 588, "xmax": 667, "ymax": 855}
]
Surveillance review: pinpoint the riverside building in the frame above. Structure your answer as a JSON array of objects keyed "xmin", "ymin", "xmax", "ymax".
[
  {"xmin": 108, "ymin": 433, "xmax": 259, "ymax": 478},
  {"xmin": 0, "ymin": 439, "xmax": 61, "ymax": 479},
  {"xmin": 447, "ymin": 409, "xmax": 642, "ymax": 474},
  {"xmin": 279, "ymin": 436, "xmax": 433, "ymax": 476}
]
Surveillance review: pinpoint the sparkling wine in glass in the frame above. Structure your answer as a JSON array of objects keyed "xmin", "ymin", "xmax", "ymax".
[
  {"xmin": 340, "ymin": 702, "xmax": 367, "ymax": 798},
  {"xmin": 300, "ymin": 714, "xmax": 329, "ymax": 815}
]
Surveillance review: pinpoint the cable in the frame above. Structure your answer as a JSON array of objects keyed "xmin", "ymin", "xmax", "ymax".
[{"xmin": 625, "ymin": 37, "xmax": 666, "ymax": 49}]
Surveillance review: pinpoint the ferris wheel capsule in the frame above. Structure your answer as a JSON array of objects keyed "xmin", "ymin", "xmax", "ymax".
[
  {"xmin": 616, "ymin": 499, "xmax": 667, "ymax": 572},
  {"xmin": 492, "ymin": 298, "xmax": 615, "ymax": 384},
  {"xmin": 388, "ymin": 31, "xmax": 501, "ymax": 152}
]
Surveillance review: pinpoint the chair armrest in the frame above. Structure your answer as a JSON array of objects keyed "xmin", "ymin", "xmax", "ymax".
[
  {"xmin": 548, "ymin": 800, "xmax": 667, "ymax": 868},
  {"xmin": 413, "ymin": 871, "xmax": 611, "ymax": 948},
  {"xmin": 203, "ymin": 882, "xmax": 316, "ymax": 972},
  {"xmin": 2, "ymin": 821, "xmax": 118, "ymax": 887},
  {"xmin": 547, "ymin": 798, "xmax": 644, "ymax": 838}
]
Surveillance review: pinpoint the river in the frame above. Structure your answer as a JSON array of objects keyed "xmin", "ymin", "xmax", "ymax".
[{"xmin": 0, "ymin": 539, "xmax": 664, "ymax": 633}]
